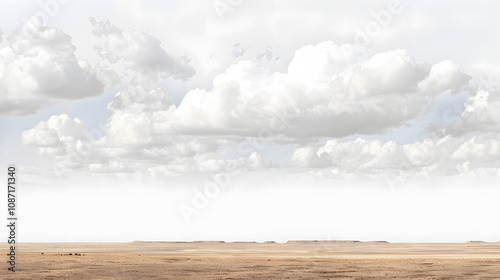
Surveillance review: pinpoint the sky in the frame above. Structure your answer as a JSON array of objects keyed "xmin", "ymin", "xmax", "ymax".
[{"xmin": 1, "ymin": 0, "xmax": 500, "ymax": 243}]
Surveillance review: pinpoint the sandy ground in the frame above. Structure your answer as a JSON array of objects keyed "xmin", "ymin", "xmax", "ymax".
[{"xmin": 1, "ymin": 241, "xmax": 500, "ymax": 279}]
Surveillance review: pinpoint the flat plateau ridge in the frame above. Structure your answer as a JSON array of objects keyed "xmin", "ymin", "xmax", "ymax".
[{"xmin": 1, "ymin": 241, "xmax": 500, "ymax": 279}]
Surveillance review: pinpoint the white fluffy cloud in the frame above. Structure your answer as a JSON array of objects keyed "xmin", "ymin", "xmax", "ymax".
[
  {"xmin": 291, "ymin": 133, "xmax": 500, "ymax": 177},
  {"xmin": 90, "ymin": 17, "xmax": 195, "ymax": 80},
  {"xmin": 167, "ymin": 42, "xmax": 470, "ymax": 138},
  {"xmin": 22, "ymin": 41, "xmax": 476, "ymax": 177},
  {"xmin": 0, "ymin": 17, "xmax": 117, "ymax": 116},
  {"xmin": 22, "ymin": 79, "xmax": 277, "ymax": 177},
  {"xmin": 22, "ymin": 114, "xmax": 83, "ymax": 156},
  {"xmin": 100, "ymin": 77, "xmax": 277, "ymax": 175},
  {"xmin": 451, "ymin": 133, "xmax": 500, "ymax": 162},
  {"xmin": 447, "ymin": 89, "xmax": 500, "ymax": 135}
]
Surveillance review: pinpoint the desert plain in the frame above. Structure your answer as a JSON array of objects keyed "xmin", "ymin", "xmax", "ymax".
[{"xmin": 1, "ymin": 241, "xmax": 500, "ymax": 279}]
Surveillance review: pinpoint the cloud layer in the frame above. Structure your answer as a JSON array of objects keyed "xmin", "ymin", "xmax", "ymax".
[{"xmin": 22, "ymin": 35, "xmax": 489, "ymax": 179}]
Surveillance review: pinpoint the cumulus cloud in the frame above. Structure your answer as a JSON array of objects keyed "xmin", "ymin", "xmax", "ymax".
[
  {"xmin": 447, "ymin": 89, "xmax": 500, "ymax": 135},
  {"xmin": 0, "ymin": 17, "xmax": 117, "ymax": 116},
  {"xmin": 22, "ymin": 114, "xmax": 83, "ymax": 155},
  {"xmin": 22, "ymin": 41, "xmax": 475, "ymax": 177},
  {"xmin": 169, "ymin": 42, "xmax": 470, "ymax": 138},
  {"xmin": 90, "ymin": 17, "xmax": 195, "ymax": 80},
  {"xmin": 290, "ymin": 133, "xmax": 500, "ymax": 177},
  {"xmin": 22, "ymin": 76, "xmax": 276, "ymax": 177},
  {"xmin": 101, "ymin": 77, "xmax": 276, "ymax": 175},
  {"xmin": 451, "ymin": 133, "xmax": 500, "ymax": 162}
]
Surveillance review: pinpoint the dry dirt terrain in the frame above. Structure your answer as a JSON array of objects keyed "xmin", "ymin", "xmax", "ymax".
[{"xmin": 1, "ymin": 241, "xmax": 500, "ymax": 279}]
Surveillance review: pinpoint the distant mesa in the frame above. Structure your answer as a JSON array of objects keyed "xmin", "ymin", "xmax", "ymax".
[
  {"xmin": 287, "ymin": 240, "xmax": 362, "ymax": 244},
  {"xmin": 192, "ymin": 241, "xmax": 226, "ymax": 244},
  {"xmin": 327, "ymin": 240, "xmax": 360, "ymax": 243},
  {"xmin": 129, "ymin": 240, "xmax": 394, "ymax": 244},
  {"xmin": 467, "ymin": 241, "xmax": 486, "ymax": 243},
  {"xmin": 130, "ymin": 241, "xmax": 173, "ymax": 244}
]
